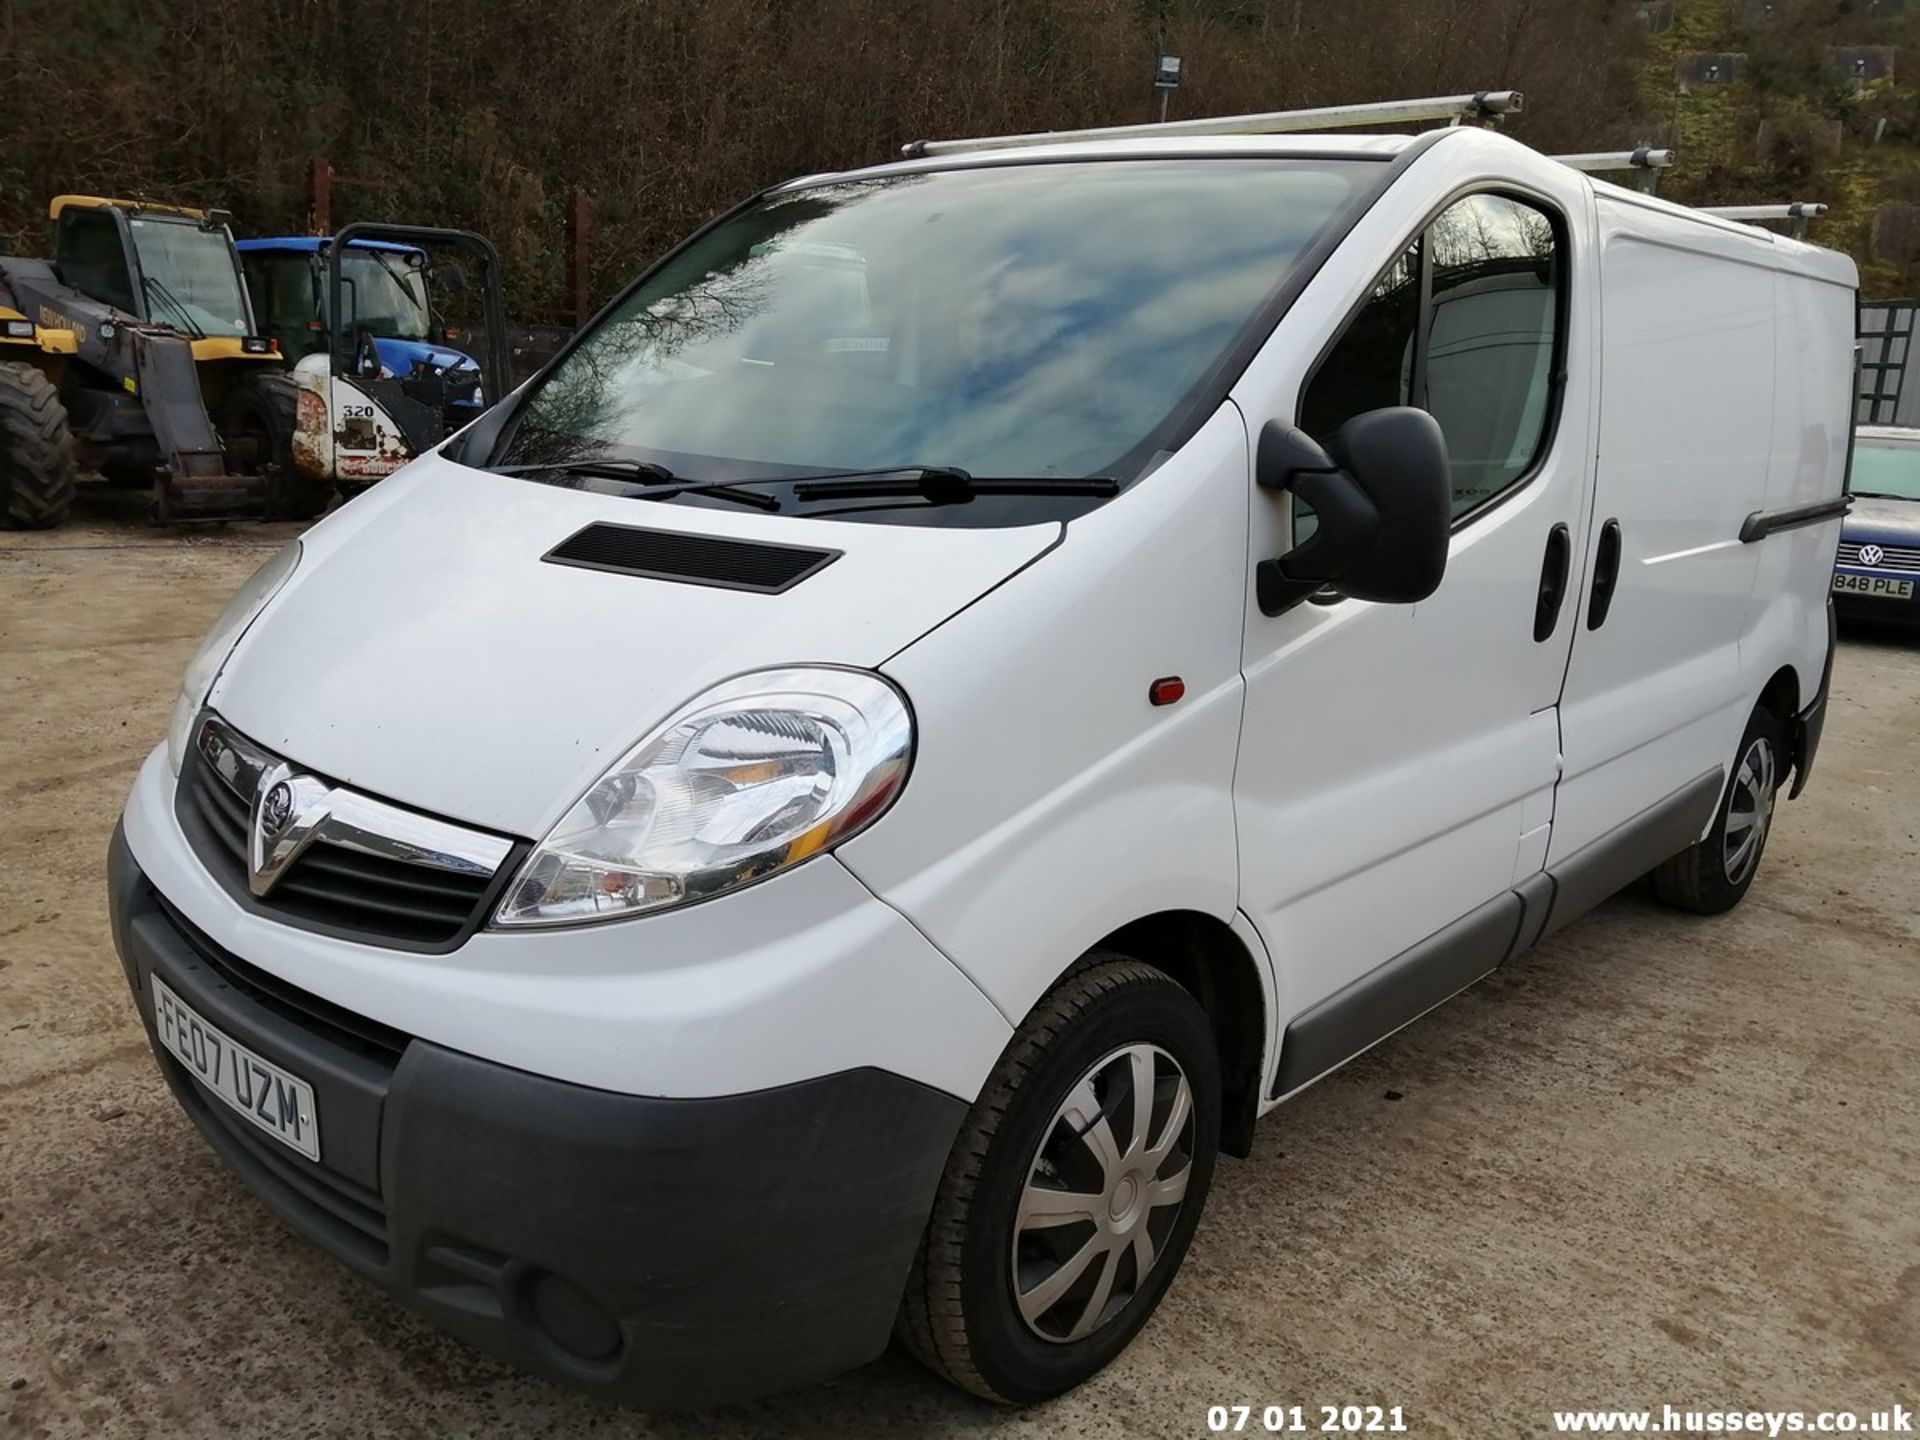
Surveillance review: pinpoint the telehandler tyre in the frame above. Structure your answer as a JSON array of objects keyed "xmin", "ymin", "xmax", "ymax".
[
  {"xmin": 218, "ymin": 372, "xmax": 332, "ymax": 521},
  {"xmin": 0, "ymin": 362, "xmax": 76, "ymax": 529}
]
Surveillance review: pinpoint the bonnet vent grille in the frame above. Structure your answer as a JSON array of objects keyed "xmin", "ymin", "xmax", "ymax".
[{"xmin": 542, "ymin": 523, "xmax": 841, "ymax": 594}]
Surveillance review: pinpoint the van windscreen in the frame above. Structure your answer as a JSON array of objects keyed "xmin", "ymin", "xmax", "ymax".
[{"xmin": 493, "ymin": 159, "xmax": 1373, "ymax": 520}]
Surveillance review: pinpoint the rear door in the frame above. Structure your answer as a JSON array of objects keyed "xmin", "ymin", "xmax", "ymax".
[
  {"xmin": 1548, "ymin": 199, "xmax": 1777, "ymax": 873},
  {"xmin": 1231, "ymin": 148, "xmax": 1599, "ymax": 1077}
]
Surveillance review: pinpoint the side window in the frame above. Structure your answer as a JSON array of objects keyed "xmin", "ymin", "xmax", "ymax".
[
  {"xmin": 54, "ymin": 210, "xmax": 137, "ymax": 314},
  {"xmin": 1297, "ymin": 191, "xmax": 1561, "ymax": 529},
  {"xmin": 1300, "ymin": 239, "xmax": 1421, "ymax": 438},
  {"xmin": 1424, "ymin": 194, "xmax": 1560, "ymax": 513}
]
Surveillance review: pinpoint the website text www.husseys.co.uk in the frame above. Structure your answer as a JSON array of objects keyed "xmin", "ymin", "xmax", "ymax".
[{"xmin": 1551, "ymin": 1405, "xmax": 1913, "ymax": 1435}]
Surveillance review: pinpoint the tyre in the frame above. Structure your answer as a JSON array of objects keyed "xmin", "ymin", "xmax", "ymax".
[
  {"xmin": 1650, "ymin": 704, "xmax": 1787, "ymax": 915},
  {"xmin": 899, "ymin": 954, "xmax": 1220, "ymax": 1404},
  {"xmin": 217, "ymin": 371, "xmax": 331, "ymax": 520},
  {"xmin": 0, "ymin": 361, "xmax": 76, "ymax": 529}
]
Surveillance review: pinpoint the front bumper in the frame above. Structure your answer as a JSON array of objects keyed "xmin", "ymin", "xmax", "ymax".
[
  {"xmin": 120, "ymin": 743, "xmax": 1010, "ymax": 1101},
  {"xmin": 1831, "ymin": 557, "xmax": 1920, "ymax": 628},
  {"xmin": 1831, "ymin": 591, "xmax": 1920, "ymax": 627},
  {"xmin": 109, "ymin": 826, "xmax": 966, "ymax": 1408}
]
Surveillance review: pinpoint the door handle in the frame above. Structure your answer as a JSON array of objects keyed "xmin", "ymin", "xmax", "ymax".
[
  {"xmin": 1587, "ymin": 519, "xmax": 1622, "ymax": 630},
  {"xmin": 1534, "ymin": 523, "xmax": 1571, "ymax": 642}
]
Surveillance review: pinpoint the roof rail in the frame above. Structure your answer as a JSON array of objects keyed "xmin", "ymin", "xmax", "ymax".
[
  {"xmin": 1700, "ymin": 201, "xmax": 1829, "ymax": 238},
  {"xmin": 1554, "ymin": 147, "xmax": 1676, "ymax": 174},
  {"xmin": 899, "ymin": 90, "xmax": 1522, "ymax": 158},
  {"xmin": 1553, "ymin": 147, "xmax": 1675, "ymax": 195},
  {"xmin": 1700, "ymin": 202, "xmax": 1828, "ymax": 220}
]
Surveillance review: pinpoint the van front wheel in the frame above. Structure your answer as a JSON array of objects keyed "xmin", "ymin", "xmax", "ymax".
[
  {"xmin": 1650, "ymin": 705, "xmax": 1786, "ymax": 915},
  {"xmin": 898, "ymin": 955, "xmax": 1220, "ymax": 1404}
]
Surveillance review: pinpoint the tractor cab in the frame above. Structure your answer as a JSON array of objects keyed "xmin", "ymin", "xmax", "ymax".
[
  {"xmin": 237, "ymin": 225, "xmax": 506, "ymax": 496},
  {"xmin": 238, "ymin": 236, "xmax": 481, "ymax": 399},
  {"xmin": 0, "ymin": 197, "xmax": 323, "ymax": 527},
  {"xmin": 55, "ymin": 199, "xmax": 261, "ymax": 341}
]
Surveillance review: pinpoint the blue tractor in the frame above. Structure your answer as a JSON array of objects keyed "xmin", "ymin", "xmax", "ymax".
[{"xmin": 236, "ymin": 225, "xmax": 505, "ymax": 496}]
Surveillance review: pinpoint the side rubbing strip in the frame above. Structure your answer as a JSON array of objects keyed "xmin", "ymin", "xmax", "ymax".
[
  {"xmin": 1269, "ymin": 890, "xmax": 1523, "ymax": 1099},
  {"xmin": 1739, "ymin": 496, "xmax": 1851, "ymax": 543},
  {"xmin": 1541, "ymin": 768, "xmax": 1724, "ymax": 937},
  {"xmin": 543, "ymin": 523, "xmax": 841, "ymax": 594},
  {"xmin": 1264, "ymin": 771, "xmax": 1727, "ymax": 1105},
  {"xmin": 1507, "ymin": 871, "xmax": 1558, "ymax": 961}
]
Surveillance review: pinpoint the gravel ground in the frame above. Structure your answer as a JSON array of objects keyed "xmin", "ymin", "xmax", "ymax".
[{"xmin": 2, "ymin": 500, "xmax": 1916, "ymax": 1439}]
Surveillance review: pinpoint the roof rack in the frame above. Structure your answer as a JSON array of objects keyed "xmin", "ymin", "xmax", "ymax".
[
  {"xmin": 1554, "ymin": 147, "xmax": 1676, "ymax": 173},
  {"xmin": 1552, "ymin": 148, "xmax": 1676, "ymax": 194},
  {"xmin": 1700, "ymin": 201, "xmax": 1829, "ymax": 238},
  {"xmin": 899, "ymin": 90, "xmax": 1523, "ymax": 158},
  {"xmin": 1700, "ymin": 202, "xmax": 1828, "ymax": 220}
]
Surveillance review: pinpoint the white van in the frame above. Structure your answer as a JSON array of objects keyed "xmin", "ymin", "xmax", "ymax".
[{"xmin": 109, "ymin": 111, "xmax": 1855, "ymax": 1408}]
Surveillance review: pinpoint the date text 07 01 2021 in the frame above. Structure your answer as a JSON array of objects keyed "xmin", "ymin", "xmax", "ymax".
[{"xmin": 1207, "ymin": 1405, "xmax": 1410, "ymax": 1434}]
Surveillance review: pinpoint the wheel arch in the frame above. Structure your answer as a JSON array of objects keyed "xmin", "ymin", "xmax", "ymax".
[
  {"xmin": 1756, "ymin": 660, "xmax": 1822, "ymax": 795},
  {"xmin": 1757, "ymin": 663, "xmax": 1800, "ymax": 724},
  {"xmin": 1083, "ymin": 909, "xmax": 1269, "ymax": 1159}
]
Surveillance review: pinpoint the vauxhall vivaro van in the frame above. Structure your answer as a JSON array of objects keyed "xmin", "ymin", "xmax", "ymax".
[{"xmin": 108, "ymin": 107, "xmax": 1855, "ymax": 1407}]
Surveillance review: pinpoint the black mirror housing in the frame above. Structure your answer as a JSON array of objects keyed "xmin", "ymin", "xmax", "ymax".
[
  {"xmin": 1323, "ymin": 407, "xmax": 1452, "ymax": 603},
  {"xmin": 1255, "ymin": 407, "xmax": 1452, "ymax": 615}
]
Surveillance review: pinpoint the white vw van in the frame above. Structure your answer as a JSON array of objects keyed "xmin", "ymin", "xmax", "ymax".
[{"xmin": 109, "ymin": 112, "xmax": 1855, "ymax": 1408}]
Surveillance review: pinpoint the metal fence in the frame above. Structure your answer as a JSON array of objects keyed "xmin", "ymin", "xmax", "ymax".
[{"xmin": 1859, "ymin": 299, "xmax": 1918, "ymax": 426}]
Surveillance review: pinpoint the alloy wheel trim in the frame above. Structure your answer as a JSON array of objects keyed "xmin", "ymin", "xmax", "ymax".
[
  {"xmin": 1010, "ymin": 1041, "xmax": 1197, "ymax": 1344},
  {"xmin": 1723, "ymin": 735, "xmax": 1778, "ymax": 885}
]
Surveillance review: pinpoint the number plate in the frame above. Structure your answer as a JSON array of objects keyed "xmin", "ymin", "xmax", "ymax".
[
  {"xmin": 152, "ymin": 975, "xmax": 320, "ymax": 1161},
  {"xmin": 1833, "ymin": 572, "xmax": 1915, "ymax": 599}
]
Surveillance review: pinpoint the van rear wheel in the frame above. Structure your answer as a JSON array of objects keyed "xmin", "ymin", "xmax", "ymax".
[
  {"xmin": 898, "ymin": 955, "xmax": 1220, "ymax": 1404},
  {"xmin": 1650, "ymin": 705, "xmax": 1786, "ymax": 915}
]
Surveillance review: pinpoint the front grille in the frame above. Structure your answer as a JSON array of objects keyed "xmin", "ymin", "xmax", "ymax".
[
  {"xmin": 1838, "ymin": 540, "xmax": 1920, "ymax": 573},
  {"xmin": 177, "ymin": 716, "xmax": 524, "ymax": 950}
]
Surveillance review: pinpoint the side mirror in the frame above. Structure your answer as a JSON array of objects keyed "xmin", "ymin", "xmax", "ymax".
[
  {"xmin": 1254, "ymin": 408, "xmax": 1452, "ymax": 617},
  {"xmin": 430, "ymin": 261, "xmax": 471, "ymax": 296}
]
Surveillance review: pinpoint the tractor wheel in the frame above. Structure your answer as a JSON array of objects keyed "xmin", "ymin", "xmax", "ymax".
[
  {"xmin": 0, "ymin": 362, "xmax": 77, "ymax": 529},
  {"xmin": 217, "ymin": 372, "xmax": 332, "ymax": 521}
]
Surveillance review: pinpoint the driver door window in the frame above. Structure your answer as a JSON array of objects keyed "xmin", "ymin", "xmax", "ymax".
[{"xmin": 1297, "ymin": 192, "xmax": 1562, "ymax": 532}]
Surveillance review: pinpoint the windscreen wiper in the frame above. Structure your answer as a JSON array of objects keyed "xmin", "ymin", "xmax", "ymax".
[
  {"xmin": 369, "ymin": 247, "xmax": 424, "ymax": 314},
  {"xmin": 491, "ymin": 460, "xmax": 1118, "ymax": 511},
  {"xmin": 488, "ymin": 459, "xmax": 781, "ymax": 511},
  {"xmin": 142, "ymin": 276, "xmax": 206, "ymax": 339}
]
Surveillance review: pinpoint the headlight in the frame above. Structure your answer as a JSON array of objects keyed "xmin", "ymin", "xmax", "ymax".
[
  {"xmin": 495, "ymin": 667, "xmax": 913, "ymax": 927},
  {"xmin": 165, "ymin": 542, "xmax": 301, "ymax": 773}
]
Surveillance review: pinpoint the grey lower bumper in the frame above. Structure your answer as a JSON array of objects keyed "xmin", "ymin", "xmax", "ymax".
[{"xmin": 109, "ymin": 825, "xmax": 966, "ymax": 1409}]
